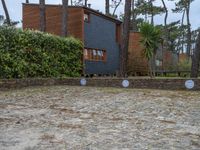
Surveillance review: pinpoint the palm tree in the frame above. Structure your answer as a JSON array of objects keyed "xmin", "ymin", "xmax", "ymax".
[
  {"xmin": 39, "ymin": 0, "xmax": 46, "ymax": 32},
  {"xmin": 1, "ymin": 0, "xmax": 11, "ymax": 25},
  {"xmin": 191, "ymin": 31, "xmax": 200, "ymax": 78},
  {"xmin": 139, "ymin": 22, "xmax": 161, "ymax": 77},
  {"xmin": 119, "ymin": 0, "xmax": 131, "ymax": 77},
  {"xmin": 62, "ymin": 0, "xmax": 68, "ymax": 36}
]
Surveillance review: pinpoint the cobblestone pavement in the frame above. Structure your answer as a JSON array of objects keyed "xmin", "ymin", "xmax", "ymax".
[{"xmin": 0, "ymin": 86, "xmax": 200, "ymax": 150}]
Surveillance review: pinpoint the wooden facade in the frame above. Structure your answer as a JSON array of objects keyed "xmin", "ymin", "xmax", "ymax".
[
  {"xmin": 23, "ymin": 3, "xmax": 122, "ymax": 75},
  {"xmin": 23, "ymin": 4, "xmax": 122, "ymax": 43},
  {"xmin": 128, "ymin": 32, "xmax": 148, "ymax": 75},
  {"xmin": 23, "ymin": 4, "xmax": 84, "ymax": 41}
]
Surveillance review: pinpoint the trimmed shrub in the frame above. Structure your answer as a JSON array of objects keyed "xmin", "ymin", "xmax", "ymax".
[{"xmin": 0, "ymin": 26, "xmax": 83, "ymax": 78}]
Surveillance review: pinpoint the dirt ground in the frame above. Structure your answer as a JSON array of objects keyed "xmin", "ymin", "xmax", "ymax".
[{"xmin": 0, "ymin": 86, "xmax": 200, "ymax": 150}]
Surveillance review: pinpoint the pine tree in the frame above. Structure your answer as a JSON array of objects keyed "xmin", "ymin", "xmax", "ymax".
[
  {"xmin": 131, "ymin": 0, "xmax": 137, "ymax": 31},
  {"xmin": 173, "ymin": 0, "xmax": 195, "ymax": 57},
  {"xmin": 119, "ymin": 0, "xmax": 132, "ymax": 77},
  {"xmin": 105, "ymin": 0, "xmax": 110, "ymax": 15},
  {"xmin": 191, "ymin": 31, "xmax": 200, "ymax": 77},
  {"xmin": 135, "ymin": 0, "xmax": 164, "ymax": 24}
]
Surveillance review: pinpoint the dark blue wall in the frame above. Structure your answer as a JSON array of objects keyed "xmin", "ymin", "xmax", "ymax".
[{"xmin": 84, "ymin": 14, "xmax": 120, "ymax": 74}]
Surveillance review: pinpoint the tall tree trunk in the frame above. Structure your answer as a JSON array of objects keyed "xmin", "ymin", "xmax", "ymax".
[
  {"xmin": 70, "ymin": 0, "xmax": 73, "ymax": 5},
  {"xmin": 62, "ymin": 0, "xmax": 68, "ymax": 37},
  {"xmin": 1, "ymin": 0, "xmax": 11, "ymax": 25},
  {"xmin": 85, "ymin": 0, "xmax": 88, "ymax": 7},
  {"xmin": 150, "ymin": 0, "xmax": 155, "ymax": 74},
  {"xmin": 152, "ymin": 50, "xmax": 156, "ymax": 77},
  {"xmin": 132, "ymin": 0, "xmax": 137, "ymax": 31},
  {"xmin": 191, "ymin": 32, "xmax": 200, "ymax": 78},
  {"xmin": 144, "ymin": 4, "xmax": 148, "ymax": 22},
  {"xmin": 186, "ymin": 2, "xmax": 191, "ymax": 58},
  {"xmin": 119, "ymin": 0, "xmax": 131, "ymax": 77},
  {"xmin": 150, "ymin": 0, "xmax": 154, "ymax": 25},
  {"xmin": 39, "ymin": 0, "xmax": 46, "ymax": 32},
  {"xmin": 161, "ymin": 0, "xmax": 167, "ymax": 27},
  {"xmin": 161, "ymin": 0, "xmax": 168, "ymax": 54},
  {"xmin": 151, "ymin": 14, "xmax": 154, "ymax": 25},
  {"xmin": 148, "ymin": 60, "xmax": 153, "ymax": 78},
  {"xmin": 105, "ymin": 0, "xmax": 110, "ymax": 15},
  {"xmin": 26, "ymin": 0, "xmax": 29, "ymax": 3},
  {"xmin": 181, "ymin": 10, "xmax": 185, "ymax": 53}
]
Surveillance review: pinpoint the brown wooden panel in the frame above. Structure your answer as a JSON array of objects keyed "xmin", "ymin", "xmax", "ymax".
[
  {"xmin": 128, "ymin": 32, "xmax": 148, "ymax": 75},
  {"xmin": 116, "ymin": 24, "xmax": 121, "ymax": 44},
  {"xmin": 23, "ymin": 4, "xmax": 40, "ymax": 30},
  {"xmin": 163, "ymin": 50, "xmax": 173, "ymax": 69},
  {"xmin": 23, "ymin": 4, "xmax": 84, "ymax": 41},
  {"xmin": 179, "ymin": 53, "xmax": 187, "ymax": 63},
  {"xmin": 67, "ymin": 8, "xmax": 84, "ymax": 41}
]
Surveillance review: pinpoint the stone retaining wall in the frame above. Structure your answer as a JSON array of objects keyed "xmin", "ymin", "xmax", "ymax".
[{"xmin": 0, "ymin": 78, "xmax": 199, "ymax": 90}]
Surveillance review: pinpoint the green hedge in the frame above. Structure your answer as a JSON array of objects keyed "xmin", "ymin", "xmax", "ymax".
[{"xmin": 0, "ymin": 26, "xmax": 83, "ymax": 78}]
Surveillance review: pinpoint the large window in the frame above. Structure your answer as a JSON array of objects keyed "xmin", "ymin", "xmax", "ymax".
[{"xmin": 84, "ymin": 48, "xmax": 106, "ymax": 61}]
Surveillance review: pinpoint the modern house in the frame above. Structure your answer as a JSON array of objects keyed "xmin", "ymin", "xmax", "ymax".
[{"xmin": 23, "ymin": 3, "xmax": 122, "ymax": 75}]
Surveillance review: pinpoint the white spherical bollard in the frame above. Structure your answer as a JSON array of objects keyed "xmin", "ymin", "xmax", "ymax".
[
  {"xmin": 122, "ymin": 80, "xmax": 129, "ymax": 88},
  {"xmin": 185, "ymin": 80, "xmax": 194, "ymax": 89},
  {"xmin": 80, "ymin": 78, "xmax": 87, "ymax": 86}
]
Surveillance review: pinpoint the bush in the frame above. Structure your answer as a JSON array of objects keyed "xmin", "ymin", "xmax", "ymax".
[{"xmin": 0, "ymin": 26, "xmax": 83, "ymax": 78}]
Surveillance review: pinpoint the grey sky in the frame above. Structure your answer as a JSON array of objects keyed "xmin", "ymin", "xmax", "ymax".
[{"xmin": 0, "ymin": 0, "xmax": 200, "ymax": 29}]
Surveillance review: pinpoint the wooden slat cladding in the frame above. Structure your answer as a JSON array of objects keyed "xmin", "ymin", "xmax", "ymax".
[
  {"xmin": 116, "ymin": 24, "xmax": 121, "ymax": 44},
  {"xmin": 23, "ymin": 4, "xmax": 40, "ymax": 30},
  {"xmin": 67, "ymin": 8, "xmax": 84, "ymax": 41},
  {"xmin": 23, "ymin": 4, "xmax": 84, "ymax": 41},
  {"xmin": 128, "ymin": 32, "xmax": 148, "ymax": 75},
  {"xmin": 179, "ymin": 53, "xmax": 188, "ymax": 63}
]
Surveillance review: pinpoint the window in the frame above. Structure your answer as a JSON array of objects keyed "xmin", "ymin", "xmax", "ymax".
[
  {"xmin": 97, "ymin": 50, "xmax": 103, "ymax": 60},
  {"xmin": 84, "ymin": 13, "xmax": 90, "ymax": 22},
  {"xmin": 116, "ymin": 24, "xmax": 121, "ymax": 43},
  {"xmin": 84, "ymin": 48, "xmax": 106, "ymax": 61},
  {"xmin": 156, "ymin": 59, "xmax": 163, "ymax": 67},
  {"xmin": 84, "ymin": 48, "xmax": 88, "ymax": 59}
]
